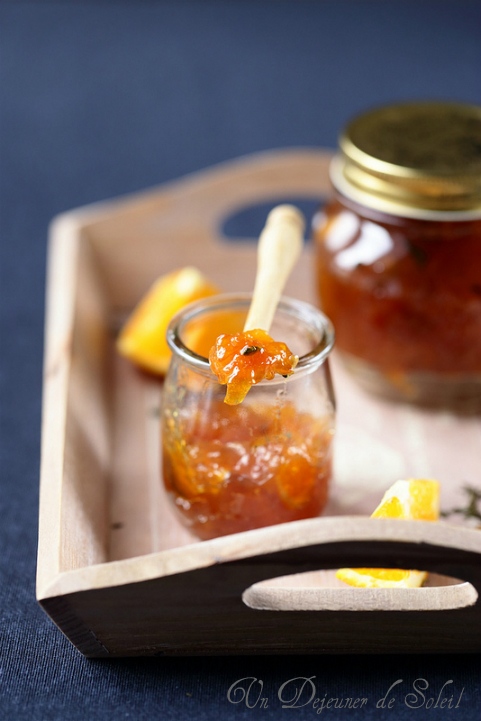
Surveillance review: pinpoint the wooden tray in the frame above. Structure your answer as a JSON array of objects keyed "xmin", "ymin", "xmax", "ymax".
[{"xmin": 37, "ymin": 149, "xmax": 481, "ymax": 656}]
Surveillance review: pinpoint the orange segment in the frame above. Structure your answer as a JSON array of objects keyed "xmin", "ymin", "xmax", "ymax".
[
  {"xmin": 371, "ymin": 478, "xmax": 440, "ymax": 521},
  {"xmin": 336, "ymin": 478, "xmax": 440, "ymax": 589},
  {"xmin": 371, "ymin": 496, "xmax": 403, "ymax": 519},
  {"xmin": 117, "ymin": 267, "xmax": 219, "ymax": 375},
  {"xmin": 336, "ymin": 567, "xmax": 427, "ymax": 589}
]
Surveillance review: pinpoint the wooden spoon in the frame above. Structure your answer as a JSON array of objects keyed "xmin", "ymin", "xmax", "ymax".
[{"xmin": 243, "ymin": 204, "xmax": 305, "ymax": 333}]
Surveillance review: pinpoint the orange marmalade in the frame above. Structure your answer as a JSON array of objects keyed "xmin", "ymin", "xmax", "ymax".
[
  {"xmin": 209, "ymin": 329, "xmax": 298, "ymax": 405},
  {"xmin": 316, "ymin": 199, "xmax": 481, "ymax": 375},
  {"xmin": 162, "ymin": 294, "xmax": 336, "ymax": 539},
  {"xmin": 162, "ymin": 399, "xmax": 332, "ymax": 539}
]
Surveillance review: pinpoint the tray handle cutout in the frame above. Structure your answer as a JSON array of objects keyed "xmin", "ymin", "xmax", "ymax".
[
  {"xmin": 76, "ymin": 148, "xmax": 334, "ymax": 312},
  {"xmin": 243, "ymin": 571, "xmax": 478, "ymax": 612},
  {"xmin": 234, "ymin": 522, "xmax": 481, "ymax": 614}
]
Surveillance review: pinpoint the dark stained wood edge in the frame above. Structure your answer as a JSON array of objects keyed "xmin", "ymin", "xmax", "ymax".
[
  {"xmin": 40, "ymin": 537, "xmax": 481, "ymax": 657},
  {"xmin": 39, "ymin": 596, "xmax": 110, "ymax": 658}
]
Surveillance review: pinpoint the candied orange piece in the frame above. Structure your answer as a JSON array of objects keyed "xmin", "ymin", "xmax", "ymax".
[
  {"xmin": 117, "ymin": 267, "xmax": 219, "ymax": 375},
  {"xmin": 336, "ymin": 478, "xmax": 440, "ymax": 588},
  {"xmin": 209, "ymin": 329, "xmax": 298, "ymax": 405},
  {"xmin": 276, "ymin": 453, "xmax": 317, "ymax": 510}
]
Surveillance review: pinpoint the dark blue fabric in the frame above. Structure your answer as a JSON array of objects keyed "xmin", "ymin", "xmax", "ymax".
[{"xmin": 1, "ymin": 1, "xmax": 481, "ymax": 718}]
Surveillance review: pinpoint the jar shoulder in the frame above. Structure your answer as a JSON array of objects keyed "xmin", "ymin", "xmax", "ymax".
[
  {"xmin": 314, "ymin": 194, "xmax": 481, "ymax": 272},
  {"xmin": 315, "ymin": 194, "xmax": 481, "ymax": 245}
]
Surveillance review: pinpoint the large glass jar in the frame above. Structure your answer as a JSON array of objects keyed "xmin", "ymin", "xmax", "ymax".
[
  {"xmin": 314, "ymin": 102, "xmax": 481, "ymax": 407},
  {"xmin": 161, "ymin": 294, "xmax": 335, "ymax": 540}
]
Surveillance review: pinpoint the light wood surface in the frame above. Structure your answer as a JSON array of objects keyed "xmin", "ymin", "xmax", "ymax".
[{"xmin": 37, "ymin": 148, "xmax": 481, "ymax": 656}]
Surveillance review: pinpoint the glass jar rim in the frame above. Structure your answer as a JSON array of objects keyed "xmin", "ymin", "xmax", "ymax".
[{"xmin": 166, "ymin": 292, "xmax": 335, "ymax": 378}]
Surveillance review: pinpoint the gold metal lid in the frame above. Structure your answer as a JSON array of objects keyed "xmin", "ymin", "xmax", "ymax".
[{"xmin": 331, "ymin": 102, "xmax": 481, "ymax": 218}]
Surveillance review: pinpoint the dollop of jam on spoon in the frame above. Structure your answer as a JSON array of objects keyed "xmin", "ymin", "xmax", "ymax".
[{"xmin": 209, "ymin": 328, "xmax": 298, "ymax": 405}]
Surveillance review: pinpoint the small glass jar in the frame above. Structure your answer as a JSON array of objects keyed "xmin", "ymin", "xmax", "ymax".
[
  {"xmin": 161, "ymin": 293, "xmax": 335, "ymax": 540},
  {"xmin": 313, "ymin": 102, "xmax": 481, "ymax": 407}
]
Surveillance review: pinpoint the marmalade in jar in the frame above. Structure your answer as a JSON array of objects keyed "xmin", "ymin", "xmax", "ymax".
[
  {"xmin": 314, "ymin": 102, "xmax": 481, "ymax": 407},
  {"xmin": 163, "ymin": 399, "xmax": 332, "ymax": 539},
  {"xmin": 161, "ymin": 294, "xmax": 335, "ymax": 539}
]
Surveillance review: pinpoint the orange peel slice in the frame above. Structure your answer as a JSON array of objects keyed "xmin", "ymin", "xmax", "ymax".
[
  {"xmin": 117, "ymin": 267, "xmax": 219, "ymax": 375},
  {"xmin": 336, "ymin": 478, "xmax": 440, "ymax": 588}
]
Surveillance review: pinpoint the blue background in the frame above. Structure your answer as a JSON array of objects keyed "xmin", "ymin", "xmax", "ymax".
[{"xmin": 1, "ymin": 1, "xmax": 480, "ymax": 718}]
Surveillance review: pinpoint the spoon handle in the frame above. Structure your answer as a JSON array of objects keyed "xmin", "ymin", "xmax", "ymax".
[{"xmin": 243, "ymin": 204, "xmax": 305, "ymax": 333}]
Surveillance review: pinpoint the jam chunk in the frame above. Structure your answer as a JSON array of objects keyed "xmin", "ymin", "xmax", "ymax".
[{"xmin": 209, "ymin": 329, "xmax": 298, "ymax": 405}]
